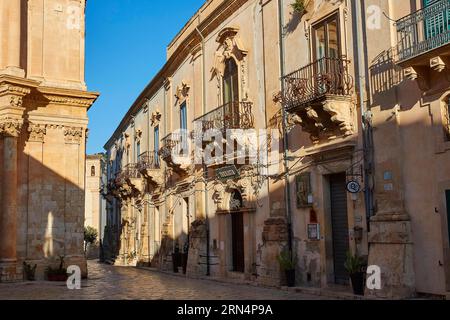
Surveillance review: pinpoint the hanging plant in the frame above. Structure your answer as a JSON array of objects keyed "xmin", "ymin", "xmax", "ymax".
[{"xmin": 291, "ymin": 0, "xmax": 310, "ymax": 16}]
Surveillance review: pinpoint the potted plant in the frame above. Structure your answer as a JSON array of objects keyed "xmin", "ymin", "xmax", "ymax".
[
  {"xmin": 344, "ymin": 251, "xmax": 366, "ymax": 296},
  {"xmin": 46, "ymin": 256, "xmax": 68, "ymax": 282},
  {"xmin": 277, "ymin": 250, "xmax": 296, "ymax": 287},
  {"xmin": 84, "ymin": 226, "xmax": 98, "ymax": 255},
  {"xmin": 291, "ymin": 0, "xmax": 310, "ymax": 16},
  {"xmin": 23, "ymin": 261, "xmax": 37, "ymax": 281}
]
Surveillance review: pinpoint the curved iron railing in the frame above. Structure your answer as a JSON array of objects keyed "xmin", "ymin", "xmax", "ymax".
[
  {"xmin": 194, "ymin": 101, "xmax": 254, "ymax": 132},
  {"xmin": 137, "ymin": 151, "xmax": 160, "ymax": 170},
  {"xmin": 280, "ymin": 57, "xmax": 353, "ymax": 111}
]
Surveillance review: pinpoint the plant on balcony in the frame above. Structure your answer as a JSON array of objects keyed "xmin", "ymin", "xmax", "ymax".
[
  {"xmin": 291, "ymin": 0, "xmax": 309, "ymax": 16},
  {"xmin": 46, "ymin": 256, "xmax": 68, "ymax": 282}
]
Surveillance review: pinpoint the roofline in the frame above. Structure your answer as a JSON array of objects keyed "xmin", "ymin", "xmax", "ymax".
[{"xmin": 104, "ymin": 0, "xmax": 250, "ymax": 151}]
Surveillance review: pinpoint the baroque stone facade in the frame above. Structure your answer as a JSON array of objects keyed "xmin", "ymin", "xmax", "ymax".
[
  {"xmin": 0, "ymin": 0, "xmax": 98, "ymax": 281},
  {"xmin": 102, "ymin": 0, "xmax": 450, "ymax": 299}
]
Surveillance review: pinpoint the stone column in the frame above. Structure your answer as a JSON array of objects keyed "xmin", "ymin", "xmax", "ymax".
[
  {"xmin": 0, "ymin": 120, "xmax": 21, "ymax": 282},
  {"xmin": 4, "ymin": 0, "xmax": 24, "ymax": 76}
]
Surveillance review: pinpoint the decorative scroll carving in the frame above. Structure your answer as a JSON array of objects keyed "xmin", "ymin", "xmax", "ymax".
[{"xmin": 64, "ymin": 126, "xmax": 83, "ymax": 144}]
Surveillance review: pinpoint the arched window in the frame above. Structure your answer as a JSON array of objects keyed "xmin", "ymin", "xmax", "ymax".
[{"xmin": 91, "ymin": 165, "xmax": 96, "ymax": 176}]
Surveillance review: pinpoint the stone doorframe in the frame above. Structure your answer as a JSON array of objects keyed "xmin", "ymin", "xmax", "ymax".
[
  {"xmin": 315, "ymin": 156, "xmax": 358, "ymax": 287},
  {"xmin": 213, "ymin": 178, "xmax": 256, "ymax": 278}
]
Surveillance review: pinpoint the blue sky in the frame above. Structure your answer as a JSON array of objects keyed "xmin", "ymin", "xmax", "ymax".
[{"xmin": 85, "ymin": 0, "xmax": 205, "ymax": 154}]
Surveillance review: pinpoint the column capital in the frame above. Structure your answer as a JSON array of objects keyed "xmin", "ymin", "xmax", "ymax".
[
  {"xmin": 27, "ymin": 123, "xmax": 47, "ymax": 143},
  {"xmin": 0, "ymin": 118, "xmax": 22, "ymax": 138}
]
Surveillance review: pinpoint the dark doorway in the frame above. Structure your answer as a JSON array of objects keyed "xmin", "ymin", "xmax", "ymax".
[
  {"xmin": 330, "ymin": 173, "xmax": 350, "ymax": 285},
  {"xmin": 231, "ymin": 212, "xmax": 245, "ymax": 273},
  {"xmin": 445, "ymin": 190, "xmax": 450, "ymax": 291}
]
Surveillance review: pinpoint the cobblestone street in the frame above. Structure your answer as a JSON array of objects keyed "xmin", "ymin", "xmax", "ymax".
[{"xmin": 0, "ymin": 261, "xmax": 328, "ymax": 300}]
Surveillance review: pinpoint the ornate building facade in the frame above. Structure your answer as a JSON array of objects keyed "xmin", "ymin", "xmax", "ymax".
[
  {"xmin": 0, "ymin": 0, "xmax": 98, "ymax": 281},
  {"xmin": 103, "ymin": 0, "xmax": 450, "ymax": 298}
]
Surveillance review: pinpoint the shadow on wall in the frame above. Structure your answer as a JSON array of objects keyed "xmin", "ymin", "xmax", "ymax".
[{"xmin": 0, "ymin": 125, "xmax": 88, "ymax": 280}]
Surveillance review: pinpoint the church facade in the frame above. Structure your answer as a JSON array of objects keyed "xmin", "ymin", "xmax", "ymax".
[{"xmin": 0, "ymin": 0, "xmax": 98, "ymax": 281}]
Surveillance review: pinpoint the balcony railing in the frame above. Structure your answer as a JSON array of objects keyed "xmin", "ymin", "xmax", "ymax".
[
  {"xmin": 120, "ymin": 163, "xmax": 141, "ymax": 180},
  {"xmin": 159, "ymin": 132, "xmax": 185, "ymax": 159},
  {"xmin": 137, "ymin": 151, "xmax": 160, "ymax": 170},
  {"xmin": 194, "ymin": 101, "xmax": 254, "ymax": 132},
  {"xmin": 280, "ymin": 57, "xmax": 353, "ymax": 112},
  {"xmin": 396, "ymin": 0, "xmax": 450, "ymax": 62}
]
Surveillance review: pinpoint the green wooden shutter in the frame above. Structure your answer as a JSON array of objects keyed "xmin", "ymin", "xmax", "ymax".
[{"xmin": 424, "ymin": 0, "xmax": 449, "ymax": 39}]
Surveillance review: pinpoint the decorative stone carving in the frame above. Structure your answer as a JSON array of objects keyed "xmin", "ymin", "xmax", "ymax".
[
  {"xmin": 322, "ymin": 98, "xmax": 355, "ymax": 137},
  {"xmin": 151, "ymin": 109, "xmax": 162, "ymax": 127},
  {"xmin": 135, "ymin": 128, "xmax": 143, "ymax": 142},
  {"xmin": 64, "ymin": 126, "xmax": 83, "ymax": 144},
  {"xmin": 9, "ymin": 95, "xmax": 23, "ymax": 108},
  {"xmin": 28, "ymin": 123, "xmax": 47, "ymax": 142},
  {"xmin": 175, "ymin": 81, "xmax": 190, "ymax": 102},
  {"xmin": 213, "ymin": 176, "xmax": 255, "ymax": 212},
  {"xmin": 211, "ymin": 27, "xmax": 249, "ymax": 100},
  {"xmin": 0, "ymin": 119, "xmax": 23, "ymax": 137}
]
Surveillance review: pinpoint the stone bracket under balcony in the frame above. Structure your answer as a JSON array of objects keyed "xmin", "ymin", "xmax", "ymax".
[
  {"xmin": 125, "ymin": 176, "xmax": 145, "ymax": 195},
  {"xmin": 289, "ymin": 95, "xmax": 355, "ymax": 143},
  {"xmin": 403, "ymin": 56, "xmax": 450, "ymax": 91},
  {"xmin": 159, "ymin": 136, "xmax": 192, "ymax": 175},
  {"xmin": 140, "ymin": 169, "xmax": 164, "ymax": 187}
]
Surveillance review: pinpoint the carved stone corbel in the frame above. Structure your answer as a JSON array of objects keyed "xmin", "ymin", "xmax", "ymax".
[
  {"xmin": 322, "ymin": 98, "xmax": 355, "ymax": 137},
  {"xmin": 404, "ymin": 66, "xmax": 430, "ymax": 91}
]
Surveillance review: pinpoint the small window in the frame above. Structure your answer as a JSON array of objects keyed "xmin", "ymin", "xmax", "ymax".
[{"xmin": 91, "ymin": 165, "xmax": 96, "ymax": 176}]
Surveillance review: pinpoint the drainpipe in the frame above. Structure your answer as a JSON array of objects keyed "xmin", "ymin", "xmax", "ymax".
[
  {"xmin": 196, "ymin": 18, "xmax": 210, "ymax": 277},
  {"xmin": 353, "ymin": 0, "xmax": 374, "ymax": 232},
  {"xmin": 278, "ymin": 0, "xmax": 294, "ymax": 256}
]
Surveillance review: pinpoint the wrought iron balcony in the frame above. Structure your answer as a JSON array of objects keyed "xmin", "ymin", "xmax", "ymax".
[
  {"xmin": 121, "ymin": 163, "xmax": 141, "ymax": 180},
  {"xmin": 137, "ymin": 151, "xmax": 160, "ymax": 171},
  {"xmin": 396, "ymin": 0, "xmax": 450, "ymax": 63},
  {"xmin": 158, "ymin": 132, "xmax": 192, "ymax": 174},
  {"xmin": 195, "ymin": 101, "xmax": 254, "ymax": 132},
  {"xmin": 138, "ymin": 151, "xmax": 163, "ymax": 186},
  {"xmin": 159, "ymin": 132, "xmax": 183, "ymax": 160},
  {"xmin": 280, "ymin": 57, "xmax": 353, "ymax": 113}
]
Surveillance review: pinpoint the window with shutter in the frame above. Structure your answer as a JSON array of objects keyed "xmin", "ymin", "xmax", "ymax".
[{"xmin": 424, "ymin": 0, "xmax": 450, "ymax": 39}]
